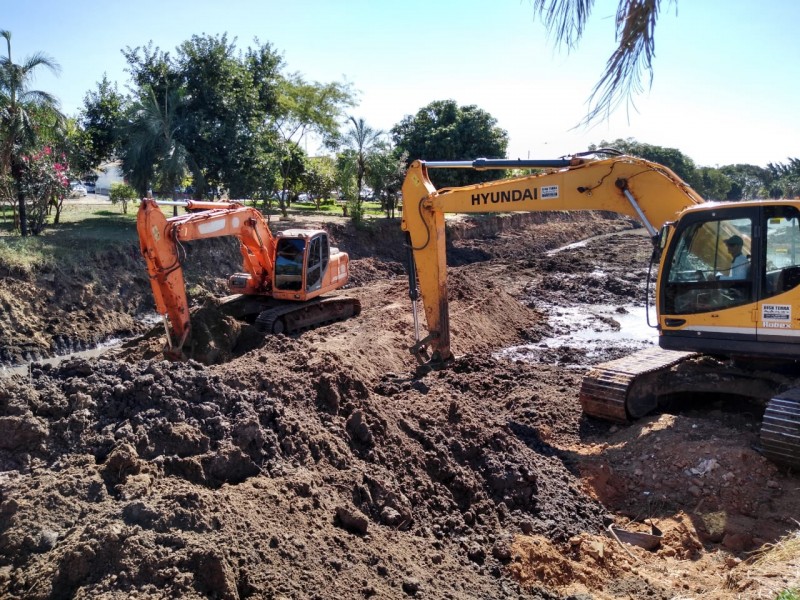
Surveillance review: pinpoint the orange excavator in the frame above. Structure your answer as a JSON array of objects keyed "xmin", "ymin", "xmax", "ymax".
[
  {"xmin": 401, "ymin": 150, "xmax": 800, "ymax": 468},
  {"xmin": 137, "ymin": 199, "xmax": 360, "ymax": 358}
]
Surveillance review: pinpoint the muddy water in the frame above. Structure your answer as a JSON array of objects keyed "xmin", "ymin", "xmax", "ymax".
[
  {"xmin": 0, "ymin": 313, "xmax": 162, "ymax": 378},
  {"xmin": 0, "ymin": 338, "xmax": 126, "ymax": 378},
  {"xmin": 497, "ymin": 303, "xmax": 658, "ymax": 367}
]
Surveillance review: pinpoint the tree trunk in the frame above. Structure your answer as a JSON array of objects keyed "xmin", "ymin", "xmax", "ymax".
[{"xmin": 10, "ymin": 159, "xmax": 28, "ymax": 236}]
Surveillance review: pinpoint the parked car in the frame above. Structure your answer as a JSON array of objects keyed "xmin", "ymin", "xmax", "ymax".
[
  {"xmin": 70, "ymin": 182, "xmax": 87, "ymax": 197},
  {"xmin": 82, "ymin": 181, "xmax": 96, "ymax": 193}
]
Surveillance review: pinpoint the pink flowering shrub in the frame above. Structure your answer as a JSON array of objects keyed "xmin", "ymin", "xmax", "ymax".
[{"xmin": 21, "ymin": 146, "xmax": 72, "ymax": 234}]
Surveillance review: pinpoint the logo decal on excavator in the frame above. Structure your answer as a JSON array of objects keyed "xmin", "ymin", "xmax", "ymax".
[
  {"xmin": 471, "ymin": 188, "xmax": 537, "ymax": 205},
  {"xmin": 541, "ymin": 185, "xmax": 559, "ymax": 199},
  {"xmin": 762, "ymin": 303, "xmax": 791, "ymax": 324}
]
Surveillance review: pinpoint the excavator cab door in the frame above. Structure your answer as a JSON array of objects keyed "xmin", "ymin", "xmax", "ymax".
[
  {"xmin": 305, "ymin": 233, "xmax": 330, "ymax": 292},
  {"xmin": 757, "ymin": 205, "xmax": 800, "ymax": 353}
]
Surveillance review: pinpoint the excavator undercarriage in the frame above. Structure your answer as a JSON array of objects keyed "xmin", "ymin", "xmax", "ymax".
[
  {"xmin": 217, "ymin": 294, "xmax": 362, "ymax": 335},
  {"xmin": 580, "ymin": 347, "xmax": 800, "ymax": 469}
]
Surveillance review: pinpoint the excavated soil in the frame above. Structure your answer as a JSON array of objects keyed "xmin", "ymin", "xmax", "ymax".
[{"xmin": 0, "ymin": 212, "xmax": 798, "ymax": 599}]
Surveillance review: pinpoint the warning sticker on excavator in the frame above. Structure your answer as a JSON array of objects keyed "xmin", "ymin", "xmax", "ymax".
[
  {"xmin": 762, "ymin": 304, "xmax": 791, "ymax": 322},
  {"xmin": 541, "ymin": 185, "xmax": 559, "ymax": 199}
]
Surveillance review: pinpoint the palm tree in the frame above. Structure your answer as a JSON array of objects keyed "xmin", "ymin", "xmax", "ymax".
[
  {"xmin": 0, "ymin": 30, "xmax": 64, "ymax": 235},
  {"xmin": 342, "ymin": 116, "xmax": 382, "ymax": 220},
  {"xmin": 533, "ymin": 0, "xmax": 663, "ymax": 125},
  {"xmin": 121, "ymin": 85, "xmax": 195, "ymax": 214}
]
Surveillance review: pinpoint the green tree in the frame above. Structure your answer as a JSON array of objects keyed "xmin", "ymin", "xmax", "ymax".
[
  {"xmin": 122, "ymin": 42, "xmax": 177, "ymax": 105},
  {"xmin": 694, "ymin": 166, "xmax": 732, "ymax": 200},
  {"xmin": 301, "ymin": 156, "xmax": 337, "ymax": 209},
  {"xmin": 365, "ymin": 144, "xmax": 407, "ymax": 219},
  {"xmin": 391, "ymin": 99, "xmax": 508, "ymax": 188},
  {"xmin": 109, "ymin": 182, "xmax": 137, "ymax": 214},
  {"xmin": 272, "ymin": 74, "xmax": 354, "ymax": 216},
  {"xmin": 276, "ymin": 139, "xmax": 306, "ymax": 206},
  {"xmin": 719, "ymin": 164, "xmax": 770, "ymax": 200},
  {"xmin": 175, "ymin": 34, "xmax": 282, "ymax": 198},
  {"xmin": 335, "ymin": 150, "xmax": 358, "ymax": 220},
  {"xmin": 533, "ymin": 0, "xmax": 667, "ymax": 124},
  {"xmin": 0, "ymin": 30, "xmax": 64, "ymax": 236},
  {"xmin": 341, "ymin": 116, "xmax": 383, "ymax": 219},
  {"xmin": 593, "ymin": 138, "xmax": 699, "ymax": 188},
  {"xmin": 767, "ymin": 158, "xmax": 800, "ymax": 199},
  {"xmin": 80, "ymin": 75, "xmax": 126, "ymax": 170},
  {"xmin": 120, "ymin": 85, "xmax": 194, "ymax": 213}
]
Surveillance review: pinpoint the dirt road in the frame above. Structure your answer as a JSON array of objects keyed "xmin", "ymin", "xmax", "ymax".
[{"xmin": 0, "ymin": 212, "xmax": 797, "ymax": 599}]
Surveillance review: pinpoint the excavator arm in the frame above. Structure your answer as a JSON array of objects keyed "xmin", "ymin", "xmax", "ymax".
[
  {"xmin": 137, "ymin": 199, "xmax": 277, "ymax": 355},
  {"xmin": 400, "ymin": 153, "xmax": 706, "ymax": 364}
]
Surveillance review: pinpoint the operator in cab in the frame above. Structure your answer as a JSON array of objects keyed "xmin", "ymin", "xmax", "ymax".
[{"xmin": 719, "ymin": 235, "xmax": 750, "ymax": 280}]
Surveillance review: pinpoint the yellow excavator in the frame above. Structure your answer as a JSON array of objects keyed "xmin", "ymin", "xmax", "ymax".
[
  {"xmin": 401, "ymin": 150, "xmax": 800, "ymax": 469},
  {"xmin": 137, "ymin": 198, "xmax": 360, "ymax": 359}
]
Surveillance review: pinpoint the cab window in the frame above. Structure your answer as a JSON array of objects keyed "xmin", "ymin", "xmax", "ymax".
[
  {"xmin": 307, "ymin": 236, "xmax": 322, "ymax": 290},
  {"xmin": 763, "ymin": 206, "xmax": 800, "ymax": 298},
  {"xmin": 275, "ymin": 238, "xmax": 305, "ymax": 291},
  {"xmin": 663, "ymin": 216, "xmax": 753, "ymax": 314}
]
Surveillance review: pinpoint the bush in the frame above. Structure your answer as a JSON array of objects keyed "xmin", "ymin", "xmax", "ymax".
[{"xmin": 109, "ymin": 183, "xmax": 138, "ymax": 214}]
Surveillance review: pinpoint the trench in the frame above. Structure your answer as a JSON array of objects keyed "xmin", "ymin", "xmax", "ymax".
[{"xmin": 0, "ymin": 313, "xmax": 161, "ymax": 378}]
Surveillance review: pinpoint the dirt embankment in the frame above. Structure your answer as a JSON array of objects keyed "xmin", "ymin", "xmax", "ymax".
[{"xmin": 0, "ymin": 212, "xmax": 798, "ymax": 599}]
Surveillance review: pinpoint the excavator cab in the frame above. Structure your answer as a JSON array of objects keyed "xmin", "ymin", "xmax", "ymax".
[{"xmin": 659, "ymin": 202, "xmax": 800, "ymax": 359}]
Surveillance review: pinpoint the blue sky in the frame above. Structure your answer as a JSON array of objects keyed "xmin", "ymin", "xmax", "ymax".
[{"xmin": 4, "ymin": 0, "xmax": 798, "ymax": 167}]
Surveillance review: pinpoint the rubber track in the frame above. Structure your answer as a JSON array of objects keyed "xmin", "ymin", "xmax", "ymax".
[
  {"xmin": 761, "ymin": 387, "xmax": 800, "ymax": 470},
  {"xmin": 255, "ymin": 297, "xmax": 361, "ymax": 334}
]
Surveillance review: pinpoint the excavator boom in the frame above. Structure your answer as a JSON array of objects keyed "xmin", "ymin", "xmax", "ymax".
[{"xmin": 401, "ymin": 154, "xmax": 704, "ymax": 363}]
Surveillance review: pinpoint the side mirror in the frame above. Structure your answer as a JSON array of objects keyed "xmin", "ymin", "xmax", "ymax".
[{"xmin": 651, "ymin": 223, "xmax": 672, "ymax": 262}]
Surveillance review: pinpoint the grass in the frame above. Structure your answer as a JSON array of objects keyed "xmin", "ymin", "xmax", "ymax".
[
  {"xmin": 0, "ymin": 196, "xmax": 397, "ymax": 274},
  {"xmin": 750, "ymin": 529, "xmax": 800, "ymax": 568},
  {"xmin": 746, "ymin": 528, "xmax": 800, "ymax": 600},
  {"xmin": 0, "ymin": 202, "xmax": 139, "ymax": 273}
]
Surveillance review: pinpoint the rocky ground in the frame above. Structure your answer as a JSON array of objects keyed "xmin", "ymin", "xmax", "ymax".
[{"xmin": 0, "ymin": 211, "xmax": 798, "ymax": 599}]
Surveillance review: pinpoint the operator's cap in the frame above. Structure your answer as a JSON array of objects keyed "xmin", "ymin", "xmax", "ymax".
[{"xmin": 724, "ymin": 235, "xmax": 743, "ymax": 246}]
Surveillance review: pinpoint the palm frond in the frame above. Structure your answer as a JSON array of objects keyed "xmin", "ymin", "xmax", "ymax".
[
  {"xmin": 533, "ymin": 0, "xmax": 594, "ymax": 50},
  {"xmin": 580, "ymin": 0, "xmax": 663, "ymax": 126},
  {"xmin": 19, "ymin": 52, "xmax": 61, "ymax": 78},
  {"xmin": 533, "ymin": 0, "xmax": 668, "ymax": 127}
]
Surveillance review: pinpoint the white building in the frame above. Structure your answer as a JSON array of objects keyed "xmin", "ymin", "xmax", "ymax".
[{"xmin": 93, "ymin": 161, "xmax": 125, "ymax": 195}]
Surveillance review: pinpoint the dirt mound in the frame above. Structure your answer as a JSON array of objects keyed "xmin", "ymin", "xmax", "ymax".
[{"xmin": 0, "ymin": 350, "xmax": 604, "ymax": 598}]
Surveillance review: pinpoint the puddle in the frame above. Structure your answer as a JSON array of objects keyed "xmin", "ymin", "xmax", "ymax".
[
  {"xmin": 496, "ymin": 304, "xmax": 659, "ymax": 367},
  {"xmin": 545, "ymin": 228, "xmax": 647, "ymax": 256}
]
